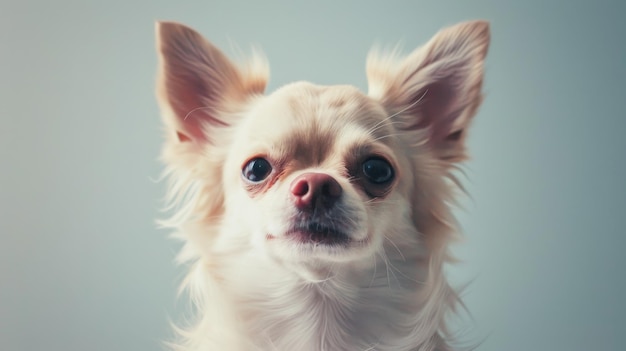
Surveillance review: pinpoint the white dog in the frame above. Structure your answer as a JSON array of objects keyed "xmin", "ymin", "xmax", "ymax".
[{"xmin": 155, "ymin": 19, "xmax": 490, "ymax": 351}]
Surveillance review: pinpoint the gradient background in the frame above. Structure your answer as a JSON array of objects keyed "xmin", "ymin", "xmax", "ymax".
[{"xmin": 2, "ymin": 1, "xmax": 625, "ymax": 350}]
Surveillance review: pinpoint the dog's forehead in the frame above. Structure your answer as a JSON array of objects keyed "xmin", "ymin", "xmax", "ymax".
[
  {"xmin": 260, "ymin": 82, "xmax": 385, "ymax": 126},
  {"xmin": 243, "ymin": 82, "xmax": 391, "ymax": 164},
  {"xmin": 255, "ymin": 82, "xmax": 385, "ymax": 137},
  {"xmin": 282, "ymin": 82, "xmax": 370, "ymax": 116}
]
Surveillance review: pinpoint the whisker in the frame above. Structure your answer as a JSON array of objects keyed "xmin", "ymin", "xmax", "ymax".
[
  {"xmin": 366, "ymin": 118, "xmax": 404, "ymax": 136},
  {"xmin": 368, "ymin": 88, "xmax": 428, "ymax": 133},
  {"xmin": 380, "ymin": 249, "xmax": 392, "ymax": 289},
  {"xmin": 378, "ymin": 245, "xmax": 403, "ymax": 289},
  {"xmin": 364, "ymin": 88, "xmax": 429, "ymax": 139},
  {"xmin": 386, "ymin": 88, "xmax": 429, "ymax": 121},
  {"xmin": 368, "ymin": 252, "xmax": 378, "ymax": 288},
  {"xmin": 371, "ymin": 132, "xmax": 405, "ymax": 142},
  {"xmin": 183, "ymin": 106, "xmax": 212, "ymax": 121},
  {"xmin": 384, "ymin": 234, "xmax": 406, "ymax": 261},
  {"xmin": 384, "ymin": 251, "xmax": 424, "ymax": 285}
]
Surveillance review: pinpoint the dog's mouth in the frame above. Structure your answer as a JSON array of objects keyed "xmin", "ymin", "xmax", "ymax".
[{"xmin": 277, "ymin": 223, "xmax": 351, "ymax": 246}]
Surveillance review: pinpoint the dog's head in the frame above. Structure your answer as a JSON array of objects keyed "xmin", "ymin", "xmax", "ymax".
[{"xmin": 155, "ymin": 21, "xmax": 489, "ymax": 278}]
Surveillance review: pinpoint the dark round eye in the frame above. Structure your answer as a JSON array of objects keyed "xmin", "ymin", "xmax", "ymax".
[
  {"xmin": 242, "ymin": 158, "xmax": 272, "ymax": 182},
  {"xmin": 362, "ymin": 158, "xmax": 394, "ymax": 184}
]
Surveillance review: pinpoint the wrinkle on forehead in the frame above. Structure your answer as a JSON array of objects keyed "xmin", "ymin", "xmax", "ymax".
[{"xmin": 289, "ymin": 83, "xmax": 392, "ymax": 155}]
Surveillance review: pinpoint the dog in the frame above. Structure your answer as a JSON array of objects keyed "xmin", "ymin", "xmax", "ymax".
[{"xmin": 154, "ymin": 19, "xmax": 490, "ymax": 351}]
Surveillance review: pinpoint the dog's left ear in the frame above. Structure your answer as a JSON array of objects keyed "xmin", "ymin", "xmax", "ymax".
[
  {"xmin": 367, "ymin": 20, "xmax": 490, "ymax": 162},
  {"xmin": 155, "ymin": 21, "xmax": 268, "ymax": 144}
]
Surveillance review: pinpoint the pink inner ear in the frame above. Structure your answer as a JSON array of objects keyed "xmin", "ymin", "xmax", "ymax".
[
  {"xmin": 405, "ymin": 82, "xmax": 459, "ymax": 142},
  {"xmin": 177, "ymin": 131, "xmax": 192, "ymax": 142},
  {"xmin": 446, "ymin": 130, "xmax": 463, "ymax": 141},
  {"xmin": 166, "ymin": 73, "xmax": 229, "ymax": 143},
  {"xmin": 167, "ymin": 75, "xmax": 209, "ymax": 142}
]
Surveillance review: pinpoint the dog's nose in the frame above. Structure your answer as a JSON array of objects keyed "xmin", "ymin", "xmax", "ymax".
[{"xmin": 290, "ymin": 172, "xmax": 342, "ymax": 210}]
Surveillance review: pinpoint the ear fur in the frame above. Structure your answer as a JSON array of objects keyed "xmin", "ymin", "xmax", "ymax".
[
  {"xmin": 155, "ymin": 21, "xmax": 268, "ymax": 144},
  {"xmin": 155, "ymin": 22, "xmax": 270, "ymax": 235},
  {"xmin": 367, "ymin": 20, "xmax": 490, "ymax": 162}
]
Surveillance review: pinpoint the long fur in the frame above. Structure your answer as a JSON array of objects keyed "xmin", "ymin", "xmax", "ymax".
[{"xmin": 154, "ymin": 20, "xmax": 490, "ymax": 351}]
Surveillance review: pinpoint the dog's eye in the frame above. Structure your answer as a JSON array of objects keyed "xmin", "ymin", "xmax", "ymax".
[
  {"xmin": 242, "ymin": 158, "xmax": 272, "ymax": 182},
  {"xmin": 362, "ymin": 158, "xmax": 394, "ymax": 184}
]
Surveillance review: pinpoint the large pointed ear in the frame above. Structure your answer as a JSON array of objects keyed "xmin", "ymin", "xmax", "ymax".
[
  {"xmin": 155, "ymin": 21, "xmax": 268, "ymax": 144},
  {"xmin": 367, "ymin": 20, "xmax": 490, "ymax": 162}
]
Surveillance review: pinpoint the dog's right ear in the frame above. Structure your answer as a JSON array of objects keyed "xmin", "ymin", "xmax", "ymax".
[
  {"xmin": 155, "ymin": 21, "xmax": 268, "ymax": 144},
  {"xmin": 367, "ymin": 21, "xmax": 489, "ymax": 164}
]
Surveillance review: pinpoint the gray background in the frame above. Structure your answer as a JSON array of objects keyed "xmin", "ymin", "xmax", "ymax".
[{"xmin": 1, "ymin": 0, "xmax": 624, "ymax": 350}]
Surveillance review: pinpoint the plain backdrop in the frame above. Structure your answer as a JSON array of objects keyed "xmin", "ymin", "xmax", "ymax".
[{"xmin": 1, "ymin": 1, "xmax": 625, "ymax": 350}]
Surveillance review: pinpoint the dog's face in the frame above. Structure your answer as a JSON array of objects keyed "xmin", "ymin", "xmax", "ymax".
[
  {"xmin": 221, "ymin": 83, "xmax": 405, "ymax": 268},
  {"xmin": 156, "ymin": 21, "xmax": 489, "ymax": 277}
]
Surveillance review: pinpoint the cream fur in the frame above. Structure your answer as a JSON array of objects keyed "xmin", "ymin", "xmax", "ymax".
[{"xmin": 154, "ymin": 20, "xmax": 490, "ymax": 351}]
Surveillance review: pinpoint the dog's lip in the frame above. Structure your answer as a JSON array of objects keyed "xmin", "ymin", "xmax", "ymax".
[{"xmin": 279, "ymin": 224, "xmax": 351, "ymax": 246}]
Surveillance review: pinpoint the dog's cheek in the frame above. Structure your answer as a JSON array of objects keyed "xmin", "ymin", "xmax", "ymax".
[
  {"xmin": 369, "ymin": 193, "xmax": 411, "ymax": 241},
  {"xmin": 235, "ymin": 189, "xmax": 283, "ymax": 247},
  {"xmin": 262, "ymin": 186, "xmax": 295, "ymax": 235},
  {"xmin": 336, "ymin": 188, "xmax": 369, "ymax": 242}
]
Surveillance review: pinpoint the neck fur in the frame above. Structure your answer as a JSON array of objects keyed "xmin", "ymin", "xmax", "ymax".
[{"xmin": 171, "ymin": 228, "xmax": 458, "ymax": 351}]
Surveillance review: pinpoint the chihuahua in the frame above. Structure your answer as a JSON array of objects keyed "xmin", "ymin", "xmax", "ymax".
[{"xmin": 155, "ymin": 19, "xmax": 489, "ymax": 351}]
